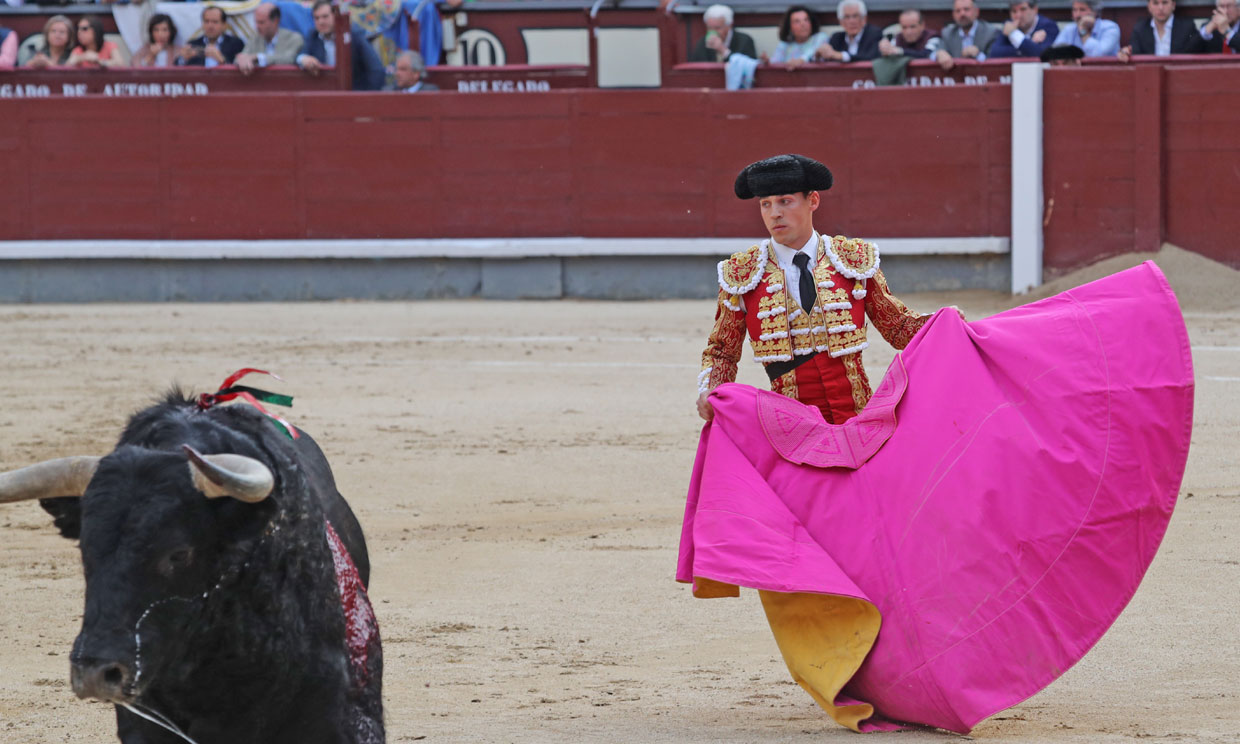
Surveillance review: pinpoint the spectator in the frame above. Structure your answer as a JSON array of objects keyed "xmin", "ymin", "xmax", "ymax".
[
  {"xmin": 989, "ymin": 0, "xmax": 1059, "ymax": 58},
  {"xmin": 0, "ymin": 23, "xmax": 16, "ymax": 67},
  {"xmin": 386, "ymin": 50, "xmax": 438, "ymax": 92},
  {"xmin": 879, "ymin": 9, "xmax": 940, "ymax": 59},
  {"xmin": 1053, "ymin": 0, "xmax": 1121, "ymax": 57},
  {"xmin": 181, "ymin": 6, "xmax": 244, "ymax": 68},
  {"xmin": 132, "ymin": 14, "xmax": 185, "ymax": 68},
  {"xmin": 766, "ymin": 5, "xmax": 830, "ymax": 68},
  {"xmin": 690, "ymin": 4, "xmax": 757, "ymax": 63},
  {"xmin": 236, "ymin": 3, "xmax": 305, "ymax": 75},
  {"xmin": 1119, "ymin": 0, "xmax": 1206, "ymax": 59},
  {"xmin": 1042, "ymin": 44, "xmax": 1085, "ymax": 64},
  {"xmin": 298, "ymin": 0, "xmax": 385, "ymax": 91},
  {"xmin": 68, "ymin": 15, "xmax": 123, "ymax": 69},
  {"xmin": 1199, "ymin": 0, "xmax": 1239, "ymax": 52},
  {"xmin": 935, "ymin": 0, "xmax": 999, "ymax": 68},
  {"xmin": 22, "ymin": 15, "xmax": 74, "ymax": 68},
  {"xmin": 820, "ymin": 0, "xmax": 883, "ymax": 63}
]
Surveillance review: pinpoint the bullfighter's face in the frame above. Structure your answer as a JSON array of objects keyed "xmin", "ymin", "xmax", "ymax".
[{"xmin": 760, "ymin": 191, "xmax": 820, "ymax": 251}]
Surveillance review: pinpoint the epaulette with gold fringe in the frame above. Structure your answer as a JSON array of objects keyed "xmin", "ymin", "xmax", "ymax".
[
  {"xmin": 716, "ymin": 244, "xmax": 769, "ymax": 295},
  {"xmin": 825, "ymin": 237, "xmax": 880, "ymax": 280}
]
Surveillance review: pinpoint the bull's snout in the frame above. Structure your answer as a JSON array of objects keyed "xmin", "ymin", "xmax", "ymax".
[{"xmin": 71, "ymin": 658, "xmax": 135, "ymax": 703}]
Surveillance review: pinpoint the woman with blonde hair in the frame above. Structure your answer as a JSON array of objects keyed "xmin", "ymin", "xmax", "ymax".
[{"xmin": 23, "ymin": 15, "xmax": 75, "ymax": 68}]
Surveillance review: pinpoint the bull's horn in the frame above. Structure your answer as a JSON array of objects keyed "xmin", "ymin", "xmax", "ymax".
[
  {"xmin": 0, "ymin": 456, "xmax": 101, "ymax": 504},
  {"xmin": 183, "ymin": 445, "xmax": 274, "ymax": 504}
]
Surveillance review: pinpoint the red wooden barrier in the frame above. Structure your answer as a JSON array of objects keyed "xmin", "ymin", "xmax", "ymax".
[
  {"xmin": 2, "ymin": 73, "xmax": 1236, "ymax": 275},
  {"xmin": 1162, "ymin": 64, "xmax": 1240, "ymax": 270},
  {"xmin": 0, "ymin": 87, "xmax": 1012, "ymax": 242},
  {"xmin": 1041, "ymin": 62, "xmax": 1240, "ymax": 273},
  {"xmin": 663, "ymin": 55, "xmax": 1240, "ymax": 91}
]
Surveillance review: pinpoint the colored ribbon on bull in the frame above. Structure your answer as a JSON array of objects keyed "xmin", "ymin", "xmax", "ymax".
[{"xmin": 197, "ymin": 368, "xmax": 300, "ymax": 440}]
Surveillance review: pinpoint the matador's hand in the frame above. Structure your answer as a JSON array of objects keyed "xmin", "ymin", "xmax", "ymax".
[{"xmin": 697, "ymin": 391, "xmax": 715, "ymax": 421}]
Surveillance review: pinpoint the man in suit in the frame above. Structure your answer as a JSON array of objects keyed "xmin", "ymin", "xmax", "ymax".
[
  {"xmin": 989, "ymin": 0, "xmax": 1059, "ymax": 58},
  {"xmin": 935, "ymin": 0, "xmax": 999, "ymax": 68},
  {"xmin": 385, "ymin": 50, "xmax": 438, "ymax": 92},
  {"xmin": 181, "ymin": 5, "xmax": 244, "ymax": 67},
  {"xmin": 297, "ymin": 0, "xmax": 385, "ymax": 91},
  {"xmin": 819, "ymin": 0, "xmax": 883, "ymax": 62},
  {"xmin": 689, "ymin": 4, "xmax": 758, "ymax": 62},
  {"xmin": 1198, "ymin": 0, "xmax": 1239, "ymax": 52},
  {"xmin": 878, "ymin": 9, "xmax": 940, "ymax": 59},
  {"xmin": 235, "ymin": 3, "xmax": 304, "ymax": 75},
  {"xmin": 1119, "ymin": 0, "xmax": 1206, "ymax": 59}
]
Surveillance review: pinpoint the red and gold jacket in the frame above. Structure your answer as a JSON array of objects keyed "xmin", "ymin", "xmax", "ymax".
[{"xmin": 699, "ymin": 234, "xmax": 928, "ymax": 417}]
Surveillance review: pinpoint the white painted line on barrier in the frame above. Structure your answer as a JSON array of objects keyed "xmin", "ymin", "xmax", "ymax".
[
  {"xmin": 401, "ymin": 335, "xmax": 692, "ymax": 344},
  {"xmin": 1192, "ymin": 346, "xmax": 1240, "ymax": 352},
  {"xmin": 0, "ymin": 237, "xmax": 1011, "ymax": 260},
  {"xmin": 1010, "ymin": 63, "xmax": 1044, "ymax": 295},
  {"xmin": 1202, "ymin": 376, "xmax": 1240, "ymax": 382},
  {"xmin": 467, "ymin": 361, "xmax": 696, "ymax": 369}
]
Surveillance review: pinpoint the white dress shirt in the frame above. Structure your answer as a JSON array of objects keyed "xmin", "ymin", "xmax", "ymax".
[
  {"xmin": 959, "ymin": 23, "xmax": 988, "ymax": 61},
  {"xmin": 770, "ymin": 231, "xmax": 821, "ymax": 298},
  {"xmin": 1152, "ymin": 16, "xmax": 1174, "ymax": 56},
  {"xmin": 203, "ymin": 37, "xmax": 220, "ymax": 68}
]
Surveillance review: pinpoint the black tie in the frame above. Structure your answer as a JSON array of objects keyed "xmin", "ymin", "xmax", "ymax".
[{"xmin": 791, "ymin": 252, "xmax": 817, "ymax": 314}]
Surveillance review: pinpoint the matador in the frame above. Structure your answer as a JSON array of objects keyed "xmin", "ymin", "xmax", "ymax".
[{"xmin": 697, "ymin": 154, "xmax": 947, "ymax": 423}]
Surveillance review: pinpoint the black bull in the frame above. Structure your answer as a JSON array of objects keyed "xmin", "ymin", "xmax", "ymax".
[{"xmin": 0, "ymin": 391, "xmax": 384, "ymax": 744}]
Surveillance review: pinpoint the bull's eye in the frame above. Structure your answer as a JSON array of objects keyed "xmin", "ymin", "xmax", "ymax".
[{"xmin": 158, "ymin": 547, "xmax": 195, "ymax": 576}]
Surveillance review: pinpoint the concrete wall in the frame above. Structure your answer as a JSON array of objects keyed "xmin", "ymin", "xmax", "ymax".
[{"xmin": 0, "ymin": 252, "xmax": 1009, "ymax": 302}]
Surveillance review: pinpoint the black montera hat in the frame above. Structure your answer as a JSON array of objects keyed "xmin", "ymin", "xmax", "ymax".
[
  {"xmin": 1040, "ymin": 45, "xmax": 1084, "ymax": 63},
  {"xmin": 734, "ymin": 154, "xmax": 833, "ymax": 200}
]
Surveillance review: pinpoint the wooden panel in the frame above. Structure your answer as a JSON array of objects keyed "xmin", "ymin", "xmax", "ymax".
[
  {"xmin": 2, "ymin": 87, "xmax": 1011, "ymax": 242},
  {"xmin": 1162, "ymin": 66, "xmax": 1240, "ymax": 268},
  {"xmin": 0, "ymin": 108, "xmax": 28, "ymax": 238},
  {"xmin": 305, "ymin": 198, "xmax": 437, "ymax": 239},
  {"xmin": 303, "ymin": 119, "xmax": 438, "ymax": 148}
]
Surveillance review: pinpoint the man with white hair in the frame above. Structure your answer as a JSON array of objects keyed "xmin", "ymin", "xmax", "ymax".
[
  {"xmin": 385, "ymin": 50, "xmax": 438, "ymax": 92},
  {"xmin": 690, "ymin": 4, "xmax": 757, "ymax": 62},
  {"xmin": 1051, "ymin": 0, "xmax": 1121, "ymax": 56},
  {"xmin": 819, "ymin": 0, "xmax": 883, "ymax": 62},
  {"xmin": 1199, "ymin": 0, "xmax": 1240, "ymax": 52}
]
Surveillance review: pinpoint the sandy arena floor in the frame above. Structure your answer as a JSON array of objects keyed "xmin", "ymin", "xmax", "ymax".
[{"xmin": 0, "ymin": 246, "xmax": 1237, "ymax": 743}]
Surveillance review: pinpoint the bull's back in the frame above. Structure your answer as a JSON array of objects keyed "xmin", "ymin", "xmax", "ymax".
[{"xmin": 292, "ymin": 430, "xmax": 371, "ymax": 588}]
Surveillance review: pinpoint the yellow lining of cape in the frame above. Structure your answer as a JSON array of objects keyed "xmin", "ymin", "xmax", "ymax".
[{"xmin": 759, "ymin": 590, "xmax": 881, "ymax": 732}]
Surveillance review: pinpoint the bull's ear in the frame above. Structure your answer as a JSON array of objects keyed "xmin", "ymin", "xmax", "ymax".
[{"xmin": 38, "ymin": 497, "xmax": 82, "ymax": 540}]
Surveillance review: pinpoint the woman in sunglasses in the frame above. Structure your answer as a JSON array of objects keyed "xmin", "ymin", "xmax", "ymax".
[{"xmin": 68, "ymin": 15, "xmax": 123, "ymax": 68}]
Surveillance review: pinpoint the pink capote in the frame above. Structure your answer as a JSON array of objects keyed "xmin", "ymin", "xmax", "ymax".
[{"xmin": 677, "ymin": 262, "xmax": 1194, "ymax": 732}]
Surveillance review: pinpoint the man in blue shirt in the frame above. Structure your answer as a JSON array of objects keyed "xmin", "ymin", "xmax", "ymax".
[
  {"xmin": 989, "ymin": 0, "xmax": 1059, "ymax": 58},
  {"xmin": 1052, "ymin": 0, "xmax": 1121, "ymax": 56}
]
